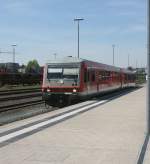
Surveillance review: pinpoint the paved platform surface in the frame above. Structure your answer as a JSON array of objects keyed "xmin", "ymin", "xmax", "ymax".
[{"xmin": 0, "ymin": 86, "xmax": 148, "ymax": 164}]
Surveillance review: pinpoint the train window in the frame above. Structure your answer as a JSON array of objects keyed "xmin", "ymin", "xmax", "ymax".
[
  {"xmin": 91, "ymin": 71, "xmax": 95, "ymax": 82},
  {"xmin": 99, "ymin": 71, "xmax": 102, "ymax": 80},
  {"xmin": 63, "ymin": 68, "xmax": 79, "ymax": 79},
  {"xmin": 125, "ymin": 74, "xmax": 128, "ymax": 81},
  {"xmin": 84, "ymin": 69, "xmax": 87, "ymax": 82},
  {"xmin": 115, "ymin": 72, "xmax": 119, "ymax": 80},
  {"xmin": 99, "ymin": 71, "xmax": 104, "ymax": 81},
  {"xmin": 87, "ymin": 70, "xmax": 90, "ymax": 82},
  {"xmin": 47, "ymin": 68, "xmax": 63, "ymax": 79},
  {"xmin": 48, "ymin": 68, "xmax": 62, "ymax": 73},
  {"xmin": 128, "ymin": 75, "xmax": 131, "ymax": 81},
  {"xmin": 106, "ymin": 71, "xmax": 111, "ymax": 80},
  {"xmin": 115, "ymin": 72, "xmax": 120, "ymax": 81},
  {"xmin": 103, "ymin": 72, "xmax": 106, "ymax": 80},
  {"xmin": 98, "ymin": 71, "xmax": 111, "ymax": 82},
  {"xmin": 63, "ymin": 68, "xmax": 78, "ymax": 75},
  {"xmin": 47, "ymin": 67, "xmax": 79, "ymax": 80}
]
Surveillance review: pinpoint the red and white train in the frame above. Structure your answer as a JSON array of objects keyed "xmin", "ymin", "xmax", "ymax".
[{"xmin": 42, "ymin": 56, "xmax": 136, "ymax": 106}]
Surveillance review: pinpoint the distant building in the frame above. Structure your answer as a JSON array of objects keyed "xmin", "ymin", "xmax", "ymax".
[
  {"xmin": 5, "ymin": 63, "xmax": 19, "ymax": 73},
  {"xmin": 18, "ymin": 65, "xmax": 26, "ymax": 73},
  {"xmin": 0, "ymin": 62, "xmax": 19, "ymax": 73}
]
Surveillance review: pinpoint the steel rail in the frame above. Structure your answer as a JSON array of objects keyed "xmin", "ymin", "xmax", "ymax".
[
  {"xmin": 0, "ymin": 99, "xmax": 44, "ymax": 113},
  {"xmin": 0, "ymin": 87, "xmax": 139, "ymax": 114},
  {"xmin": 0, "ymin": 88, "xmax": 41, "ymax": 96},
  {"xmin": 0, "ymin": 92, "xmax": 42, "ymax": 101}
]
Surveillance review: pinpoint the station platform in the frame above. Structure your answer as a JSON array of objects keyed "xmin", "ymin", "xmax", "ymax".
[{"xmin": 0, "ymin": 86, "xmax": 149, "ymax": 164}]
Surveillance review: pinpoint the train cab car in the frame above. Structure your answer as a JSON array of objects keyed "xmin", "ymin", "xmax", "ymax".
[
  {"xmin": 42, "ymin": 57, "xmax": 83, "ymax": 106},
  {"xmin": 42, "ymin": 56, "xmax": 136, "ymax": 106}
]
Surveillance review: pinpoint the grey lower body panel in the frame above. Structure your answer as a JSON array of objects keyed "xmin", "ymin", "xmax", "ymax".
[{"xmin": 42, "ymin": 92, "xmax": 79, "ymax": 106}]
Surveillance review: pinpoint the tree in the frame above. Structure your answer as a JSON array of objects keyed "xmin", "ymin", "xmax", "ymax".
[{"xmin": 26, "ymin": 60, "xmax": 40, "ymax": 73}]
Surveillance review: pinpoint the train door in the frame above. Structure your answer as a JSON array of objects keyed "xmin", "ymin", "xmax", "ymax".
[
  {"xmin": 85, "ymin": 68, "xmax": 94, "ymax": 95},
  {"xmin": 96, "ymin": 69, "xmax": 99, "ymax": 92},
  {"xmin": 98, "ymin": 70, "xmax": 105, "ymax": 91},
  {"xmin": 87, "ymin": 69, "xmax": 90, "ymax": 94},
  {"xmin": 90, "ymin": 69, "xmax": 97, "ymax": 94},
  {"xmin": 120, "ymin": 72, "xmax": 123, "ymax": 88},
  {"xmin": 83, "ymin": 67, "xmax": 90, "ymax": 95},
  {"xmin": 83, "ymin": 67, "xmax": 87, "ymax": 93},
  {"xmin": 83, "ymin": 67, "xmax": 97, "ymax": 95}
]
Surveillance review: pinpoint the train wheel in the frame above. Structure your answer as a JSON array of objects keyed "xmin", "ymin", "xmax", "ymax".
[
  {"xmin": 44, "ymin": 101, "xmax": 51, "ymax": 109},
  {"xmin": 67, "ymin": 96, "xmax": 71, "ymax": 106}
]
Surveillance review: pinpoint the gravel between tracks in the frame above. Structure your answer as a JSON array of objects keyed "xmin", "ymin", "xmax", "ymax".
[{"xmin": 0, "ymin": 103, "xmax": 53, "ymax": 125}]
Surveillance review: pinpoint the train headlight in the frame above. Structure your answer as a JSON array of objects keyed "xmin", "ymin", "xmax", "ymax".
[
  {"xmin": 47, "ymin": 89, "xmax": 51, "ymax": 92},
  {"xmin": 73, "ymin": 89, "xmax": 77, "ymax": 93}
]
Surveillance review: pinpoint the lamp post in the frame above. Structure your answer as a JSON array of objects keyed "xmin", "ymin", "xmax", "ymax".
[
  {"xmin": 136, "ymin": 60, "xmax": 138, "ymax": 68},
  {"xmin": 53, "ymin": 53, "xmax": 57, "ymax": 59},
  {"xmin": 12, "ymin": 44, "xmax": 17, "ymax": 63},
  {"xmin": 74, "ymin": 18, "xmax": 84, "ymax": 58},
  {"xmin": 128, "ymin": 54, "xmax": 130, "ymax": 67},
  {"xmin": 112, "ymin": 44, "xmax": 115, "ymax": 66}
]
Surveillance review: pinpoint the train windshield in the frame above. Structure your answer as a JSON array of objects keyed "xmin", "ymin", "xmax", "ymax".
[
  {"xmin": 48, "ymin": 68, "xmax": 79, "ymax": 79},
  {"xmin": 47, "ymin": 65, "xmax": 80, "ymax": 84},
  {"xmin": 47, "ymin": 68, "xmax": 63, "ymax": 79}
]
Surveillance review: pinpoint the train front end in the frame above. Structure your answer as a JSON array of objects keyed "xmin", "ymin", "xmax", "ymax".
[{"xmin": 42, "ymin": 57, "xmax": 82, "ymax": 107}]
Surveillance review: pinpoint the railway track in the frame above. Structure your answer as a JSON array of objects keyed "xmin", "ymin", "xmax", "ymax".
[
  {"xmin": 0, "ymin": 88, "xmax": 43, "ymax": 113},
  {"xmin": 0, "ymin": 87, "xmax": 41, "ymax": 96},
  {"xmin": 0, "ymin": 87, "xmax": 140, "ymax": 126},
  {"xmin": 0, "ymin": 87, "xmax": 139, "ymax": 114}
]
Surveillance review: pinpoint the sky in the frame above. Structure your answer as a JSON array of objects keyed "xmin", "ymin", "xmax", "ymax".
[{"xmin": 0, "ymin": 0, "xmax": 147, "ymax": 68}]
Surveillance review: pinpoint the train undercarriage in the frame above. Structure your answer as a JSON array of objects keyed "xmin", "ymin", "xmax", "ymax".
[{"xmin": 42, "ymin": 93, "xmax": 77, "ymax": 107}]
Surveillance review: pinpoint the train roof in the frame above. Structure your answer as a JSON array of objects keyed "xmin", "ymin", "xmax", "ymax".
[
  {"xmin": 46, "ymin": 56, "xmax": 83, "ymax": 64},
  {"xmin": 46, "ymin": 56, "xmax": 134, "ymax": 74}
]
